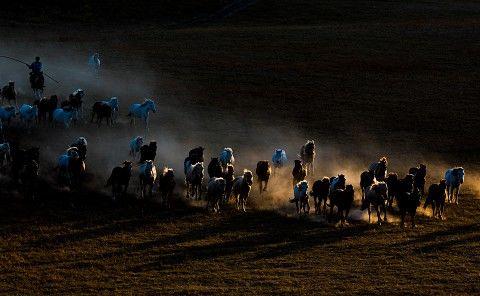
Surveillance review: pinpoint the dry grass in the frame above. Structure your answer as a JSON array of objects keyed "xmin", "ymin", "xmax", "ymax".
[
  {"xmin": 1, "ymin": 1, "xmax": 480, "ymax": 294},
  {"xmin": 0, "ymin": 186, "xmax": 479, "ymax": 295}
]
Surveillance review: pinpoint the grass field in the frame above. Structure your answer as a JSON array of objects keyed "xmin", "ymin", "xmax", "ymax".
[{"xmin": 1, "ymin": 0, "xmax": 480, "ymax": 294}]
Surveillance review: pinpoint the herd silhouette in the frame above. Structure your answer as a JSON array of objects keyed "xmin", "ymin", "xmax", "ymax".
[{"xmin": 0, "ymin": 86, "xmax": 467, "ymax": 228}]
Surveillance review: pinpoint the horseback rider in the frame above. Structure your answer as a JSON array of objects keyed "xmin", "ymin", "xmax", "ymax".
[
  {"xmin": 27, "ymin": 56, "xmax": 45, "ymax": 86},
  {"xmin": 28, "ymin": 56, "xmax": 43, "ymax": 75}
]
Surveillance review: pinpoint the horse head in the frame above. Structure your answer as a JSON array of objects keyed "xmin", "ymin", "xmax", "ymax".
[
  {"xmin": 243, "ymin": 170, "xmax": 253, "ymax": 186},
  {"xmin": 123, "ymin": 160, "xmax": 133, "ymax": 169},
  {"xmin": 275, "ymin": 149, "xmax": 283, "ymax": 157},
  {"xmin": 109, "ymin": 97, "xmax": 119, "ymax": 110},
  {"xmin": 294, "ymin": 159, "xmax": 302, "ymax": 168},
  {"xmin": 143, "ymin": 99, "xmax": 156, "ymax": 113},
  {"xmin": 439, "ymin": 179, "xmax": 447, "ymax": 190},
  {"xmin": 74, "ymin": 137, "xmax": 87, "ymax": 147},
  {"xmin": 454, "ymin": 167, "xmax": 465, "ymax": 184},
  {"xmin": 66, "ymin": 147, "xmax": 80, "ymax": 158},
  {"xmin": 226, "ymin": 164, "xmax": 234, "ymax": 175},
  {"xmin": 73, "ymin": 89, "xmax": 85, "ymax": 99},
  {"xmin": 298, "ymin": 180, "xmax": 308, "ymax": 193}
]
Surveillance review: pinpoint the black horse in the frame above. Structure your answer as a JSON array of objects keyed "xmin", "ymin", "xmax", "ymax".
[
  {"xmin": 91, "ymin": 102, "xmax": 114, "ymax": 126},
  {"xmin": 106, "ymin": 161, "xmax": 133, "ymax": 200},
  {"xmin": 139, "ymin": 141, "xmax": 157, "ymax": 163},
  {"xmin": 208, "ymin": 157, "xmax": 223, "ymax": 178},
  {"xmin": 1, "ymin": 82, "xmax": 17, "ymax": 106},
  {"xmin": 34, "ymin": 95, "xmax": 58, "ymax": 124},
  {"xmin": 11, "ymin": 145, "xmax": 40, "ymax": 184},
  {"xmin": 396, "ymin": 174, "xmax": 421, "ymax": 228}
]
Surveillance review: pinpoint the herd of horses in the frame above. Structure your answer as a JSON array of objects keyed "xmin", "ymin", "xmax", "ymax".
[
  {"xmin": 0, "ymin": 84, "xmax": 156, "ymax": 131},
  {"xmin": 0, "ymin": 86, "xmax": 467, "ymax": 228}
]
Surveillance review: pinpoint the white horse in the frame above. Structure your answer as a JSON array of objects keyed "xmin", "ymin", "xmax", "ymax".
[
  {"xmin": 0, "ymin": 106, "xmax": 16, "ymax": 125},
  {"xmin": 232, "ymin": 170, "xmax": 253, "ymax": 212},
  {"xmin": 0, "ymin": 142, "xmax": 11, "ymax": 169},
  {"xmin": 271, "ymin": 149, "xmax": 287, "ymax": 176},
  {"xmin": 219, "ymin": 148, "xmax": 235, "ymax": 170},
  {"xmin": 128, "ymin": 99, "xmax": 156, "ymax": 130},
  {"xmin": 129, "ymin": 136, "xmax": 144, "ymax": 159},
  {"xmin": 52, "ymin": 108, "xmax": 76, "ymax": 128},
  {"xmin": 88, "ymin": 53, "xmax": 101, "ymax": 74},
  {"xmin": 445, "ymin": 167, "xmax": 465, "ymax": 204},
  {"xmin": 293, "ymin": 180, "xmax": 309, "ymax": 214},
  {"xmin": 19, "ymin": 104, "xmax": 38, "ymax": 129},
  {"xmin": 206, "ymin": 177, "xmax": 226, "ymax": 212},
  {"xmin": 139, "ymin": 160, "xmax": 157, "ymax": 199}
]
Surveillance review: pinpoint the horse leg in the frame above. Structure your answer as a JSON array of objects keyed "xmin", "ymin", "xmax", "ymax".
[
  {"xmin": 258, "ymin": 181, "xmax": 262, "ymax": 195},
  {"xmin": 455, "ymin": 186, "xmax": 460, "ymax": 204},
  {"xmin": 367, "ymin": 205, "xmax": 371, "ymax": 223},
  {"xmin": 264, "ymin": 179, "xmax": 268, "ymax": 191},
  {"xmin": 400, "ymin": 209, "xmax": 406, "ymax": 228},
  {"xmin": 382, "ymin": 202, "xmax": 388, "ymax": 222},
  {"xmin": 376, "ymin": 205, "xmax": 382, "ymax": 224},
  {"xmin": 411, "ymin": 211, "xmax": 416, "ymax": 228}
]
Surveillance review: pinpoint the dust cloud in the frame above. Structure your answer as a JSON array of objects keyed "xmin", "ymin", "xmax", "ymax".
[{"xmin": 0, "ymin": 29, "xmax": 475, "ymax": 222}]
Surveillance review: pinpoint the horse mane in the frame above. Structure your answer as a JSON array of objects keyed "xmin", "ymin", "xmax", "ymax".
[{"xmin": 141, "ymin": 99, "xmax": 153, "ymax": 106}]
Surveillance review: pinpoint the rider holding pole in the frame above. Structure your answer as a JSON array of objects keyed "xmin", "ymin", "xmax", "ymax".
[
  {"xmin": 27, "ymin": 56, "xmax": 45, "ymax": 99},
  {"xmin": 28, "ymin": 56, "xmax": 43, "ymax": 74}
]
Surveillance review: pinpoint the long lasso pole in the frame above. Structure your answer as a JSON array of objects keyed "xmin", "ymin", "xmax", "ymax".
[{"xmin": 0, "ymin": 55, "xmax": 60, "ymax": 84}]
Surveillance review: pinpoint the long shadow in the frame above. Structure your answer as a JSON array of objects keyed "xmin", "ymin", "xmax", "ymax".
[
  {"xmin": 414, "ymin": 234, "xmax": 480, "ymax": 254},
  {"xmin": 0, "ymin": 181, "xmax": 204, "ymax": 252},
  {"xmin": 81, "ymin": 210, "xmax": 373, "ymax": 272},
  {"xmin": 391, "ymin": 223, "xmax": 480, "ymax": 248}
]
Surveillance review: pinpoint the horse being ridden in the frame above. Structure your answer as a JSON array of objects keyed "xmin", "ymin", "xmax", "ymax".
[{"xmin": 28, "ymin": 57, "xmax": 44, "ymax": 100}]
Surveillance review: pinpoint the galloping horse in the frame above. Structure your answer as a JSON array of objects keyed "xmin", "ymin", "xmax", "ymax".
[
  {"xmin": 300, "ymin": 140, "xmax": 315, "ymax": 175},
  {"xmin": 19, "ymin": 104, "xmax": 38, "ymax": 129},
  {"xmin": 128, "ymin": 99, "xmax": 156, "ymax": 131},
  {"xmin": 139, "ymin": 160, "xmax": 157, "ymax": 199},
  {"xmin": 271, "ymin": 149, "xmax": 287, "ymax": 176},
  {"xmin": 91, "ymin": 97, "xmax": 119, "ymax": 126}
]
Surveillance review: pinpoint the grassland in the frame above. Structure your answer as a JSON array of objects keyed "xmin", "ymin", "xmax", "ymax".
[{"xmin": 0, "ymin": 0, "xmax": 480, "ymax": 294}]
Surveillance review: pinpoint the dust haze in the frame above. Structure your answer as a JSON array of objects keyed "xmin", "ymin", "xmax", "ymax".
[{"xmin": 1, "ymin": 27, "xmax": 476, "ymax": 220}]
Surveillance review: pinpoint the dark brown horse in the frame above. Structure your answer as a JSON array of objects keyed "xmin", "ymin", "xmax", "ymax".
[{"xmin": 106, "ymin": 161, "xmax": 133, "ymax": 200}]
